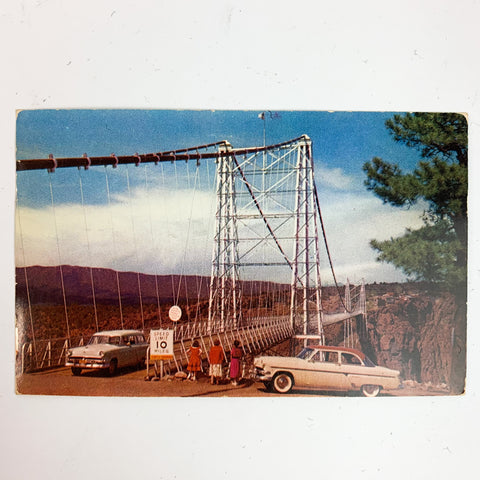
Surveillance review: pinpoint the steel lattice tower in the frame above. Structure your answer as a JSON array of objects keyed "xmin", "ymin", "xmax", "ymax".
[
  {"xmin": 290, "ymin": 136, "xmax": 324, "ymax": 344},
  {"xmin": 207, "ymin": 135, "xmax": 324, "ymax": 344},
  {"xmin": 208, "ymin": 142, "xmax": 242, "ymax": 331}
]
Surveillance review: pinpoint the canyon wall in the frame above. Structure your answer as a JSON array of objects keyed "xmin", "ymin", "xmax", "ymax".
[{"xmin": 346, "ymin": 286, "xmax": 465, "ymax": 392}]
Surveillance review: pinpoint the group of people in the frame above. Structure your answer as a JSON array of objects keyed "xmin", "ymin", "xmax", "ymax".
[{"xmin": 186, "ymin": 339, "xmax": 243, "ymax": 385}]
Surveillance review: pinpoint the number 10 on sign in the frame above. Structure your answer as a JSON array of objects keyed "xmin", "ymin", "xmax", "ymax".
[{"xmin": 150, "ymin": 329, "xmax": 174, "ymax": 360}]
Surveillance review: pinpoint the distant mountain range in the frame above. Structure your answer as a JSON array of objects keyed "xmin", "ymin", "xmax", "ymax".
[{"xmin": 15, "ymin": 265, "xmax": 289, "ymax": 305}]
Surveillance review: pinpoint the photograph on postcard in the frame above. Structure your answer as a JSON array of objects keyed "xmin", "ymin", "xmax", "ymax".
[{"xmin": 14, "ymin": 110, "xmax": 467, "ymax": 397}]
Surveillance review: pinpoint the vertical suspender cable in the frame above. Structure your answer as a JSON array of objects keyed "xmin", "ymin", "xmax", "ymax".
[
  {"xmin": 193, "ymin": 153, "xmax": 214, "ymax": 323},
  {"xmin": 48, "ymin": 172, "xmax": 71, "ymax": 342},
  {"xmin": 78, "ymin": 168, "xmax": 99, "ymax": 332},
  {"xmin": 170, "ymin": 162, "xmax": 178, "ymax": 306},
  {"xmin": 175, "ymin": 164, "xmax": 200, "ymax": 314},
  {"xmin": 172, "ymin": 153, "xmax": 182, "ymax": 324},
  {"xmin": 144, "ymin": 164, "xmax": 162, "ymax": 327},
  {"xmin": 104, "ymin": 166, "xmax": 124, "ymax": 329},
  {"xmin": 16, "ymin": 193, "xmax": 38, "ymax": 364},
  {"xmin": 125, "ymin": 165, "xmax": 145, "ymax": 331},
  {"xmin": 203, "ymin": 149, "xmax": 218, "ymax": 326},
  {"xmin": 159, "ymin": 162, "xmax": 177, "ymax": 309},
  {"xmin": 183, "ymin": 162, "xmax": 192, "ymax": 320}
]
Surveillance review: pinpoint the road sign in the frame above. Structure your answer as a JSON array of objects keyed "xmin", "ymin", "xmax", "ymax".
[
  {"xmin": 150, "ymin": 329, "xmax": 174, "ymax": 360},
  {"xmin": 168, "ymin": 305, "xmax": 182, "ymax": 322}
]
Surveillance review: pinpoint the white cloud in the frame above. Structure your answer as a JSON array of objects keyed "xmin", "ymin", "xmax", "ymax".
[
  {"xmin": 15, "ymin": 178, "xmax": 428, "ymax": 285},
  {"xmin": 16, "ymin": 186, "xmax": 217, "ymax": 276},
  {"xmin": 316, "ymin": 165, "xmax": 355, "ymax": 190},
  {"xmin": 317, "ymin": 193, "xmax": 426, "ymax": 284}
]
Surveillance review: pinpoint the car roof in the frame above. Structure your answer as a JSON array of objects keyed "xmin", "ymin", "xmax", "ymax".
[
  {"xmin": 308, "ymin": 345, "xmax": 366, "ymax": 360},
  {"xmin": 92, "ymin": 330, "xmax": 144, "ymax": 336}
]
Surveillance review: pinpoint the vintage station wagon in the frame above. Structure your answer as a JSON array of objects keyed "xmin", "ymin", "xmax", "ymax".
[
  {"xmin": 254, "ymin": 345, "xmax": 401, "ymax": 396},
  {"xmin": 66, "ymin": 330, "xmax": 148, "ymax": 376}
]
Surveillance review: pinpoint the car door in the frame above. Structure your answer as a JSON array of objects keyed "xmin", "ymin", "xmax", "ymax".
[
  {"xmin": 340, "ymin": 352, "xmax": 372, "ymax": 389},
  {"xmin": 116, "ymin": 335, "xmax": 134, "ymax": 367},
  {"xmin": 132, "ymin": 334, "xmax": 147, "ymax": 364},
  {"xmin": 124, "ymin": 334, "xmax": 144, "ymax": 366},
  {"xmin": 303, "ymin": 350, "xmax": 350, "ymax": 391}
]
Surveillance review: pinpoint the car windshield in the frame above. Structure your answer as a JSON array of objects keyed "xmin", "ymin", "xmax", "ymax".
[
  {"xmin": 88, "ymin": 335, "xmax": 121, "ymax": 345},
  {"xmin": 297, "ymin": 348, "xmax": 314, "ymax": 359},
  {"xmin": 88, "ymin": 335, "xmax": 109, "ymax": 345}
]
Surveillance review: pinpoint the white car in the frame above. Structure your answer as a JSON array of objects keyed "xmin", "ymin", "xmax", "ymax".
[
  {"xmin": 254, "ymin": 345, "xmax": 401, "ymax": 396},
  {"xmin": 66, "ymin": 330, "xmax": 148, "ymax": 376}
]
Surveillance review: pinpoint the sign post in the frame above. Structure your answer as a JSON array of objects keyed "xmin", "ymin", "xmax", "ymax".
[{"xmin": 150, "ymin": 329, "xmax": 174, "ymax": 379}]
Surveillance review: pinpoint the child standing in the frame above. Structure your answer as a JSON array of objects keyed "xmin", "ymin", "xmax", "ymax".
[{"xmin": 187, "ymin": 340, "xmax": 202, "ymax": 381}]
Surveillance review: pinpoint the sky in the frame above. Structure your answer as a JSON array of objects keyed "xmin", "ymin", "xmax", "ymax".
[{"xmin": 15, "ymin": 109, "xmax": 427, "ymax": 285}]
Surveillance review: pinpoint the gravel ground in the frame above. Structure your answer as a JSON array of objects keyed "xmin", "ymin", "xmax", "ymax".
[{"xmin": 15, "ymin": 366, "xmax": 447, "ymax": 397}]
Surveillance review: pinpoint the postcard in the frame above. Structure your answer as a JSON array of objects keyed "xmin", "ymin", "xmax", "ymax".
[{"xmin": 15, "ymin": 110, "xmax": 467, "ymax": 397}]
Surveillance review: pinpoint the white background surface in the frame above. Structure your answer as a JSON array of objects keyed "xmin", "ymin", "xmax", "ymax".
[{"xmin": 1, "ymin": 1, "xmax": 479, "ymax": 479}]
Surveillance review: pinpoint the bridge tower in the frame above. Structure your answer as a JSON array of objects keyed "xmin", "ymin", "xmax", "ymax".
[
  {"xmin": 207, "ymin": 135, "xmax": 324, "ymax": 344},
  {"xmin": 290, "ymin": 136, "xmax": 323, "ymax": 344},
  {"xmin": 208, "ymin": 142, "xmax": 242, "ymax": 331}
]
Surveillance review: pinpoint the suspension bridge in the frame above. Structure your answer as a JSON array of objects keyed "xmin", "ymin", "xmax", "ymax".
[{"xmin": 16, "ymin": 134, "xmax": 366, "ymax": 373}]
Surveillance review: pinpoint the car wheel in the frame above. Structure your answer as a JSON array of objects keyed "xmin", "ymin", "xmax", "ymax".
[
  {"xmin": 361, "ymin": 384, "xmax": 381, "ymax": 397},
  {"xmin": 272, "ymin": 372, "xmax": 294, "ymax": 394},
  {"xmin": 71, "ymin": 367, "xmax": 82, "ymax": 376},
  {"xmin": 108, "ymin": 359, "xmax": 118, "ymax": 377}
]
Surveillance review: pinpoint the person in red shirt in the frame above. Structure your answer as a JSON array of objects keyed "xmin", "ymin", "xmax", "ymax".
[
  {"xmin": 208, "ymin": 339, "xmax": 225, "ymax": 385},
  {"xmin": 229, "ymin": 340, "xmax": 243, "ymax": 385},
  {"xmin": 187, "ymin": 340, "xmax": 202, "ymax": 381}
]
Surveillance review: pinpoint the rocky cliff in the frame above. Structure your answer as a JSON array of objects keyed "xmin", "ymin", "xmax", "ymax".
[{"xmin": 344, "ymin": 285, "xmax": 465, "ymax": 392}]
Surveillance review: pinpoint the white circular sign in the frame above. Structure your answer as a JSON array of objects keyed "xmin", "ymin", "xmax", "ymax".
[{"xmin": 168, "ymin": 305, "xmax": 182, "ymax": 322}]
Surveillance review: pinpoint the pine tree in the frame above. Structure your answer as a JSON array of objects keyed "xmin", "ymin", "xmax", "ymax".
[
  {"xmin": 363, "ymin": 112, "xmax": 467, "ymax": 393},
  {"xmin": 363, "ymin": 112, "xmax": 467, "ymax": 288}
]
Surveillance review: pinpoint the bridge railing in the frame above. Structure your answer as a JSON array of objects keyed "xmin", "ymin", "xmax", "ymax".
[
  {"xmin": 19, "ymin": 336, "xmax": 85, "ymax": 373},
  {"xmin": 172, "ymin": 315, "xmax": 290, "ymax": 341},
  {"xmin": 18, "ymin": 315, "xmax": 293, "ymax": 373},
  {"xmin": 147, "ymin": 314, "xmax": 294, "ymax": 378}
]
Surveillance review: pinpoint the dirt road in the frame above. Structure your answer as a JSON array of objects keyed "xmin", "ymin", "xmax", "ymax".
[{"xmin": 15, "ymin": 366, "xmax": 444, "ymax": 397}]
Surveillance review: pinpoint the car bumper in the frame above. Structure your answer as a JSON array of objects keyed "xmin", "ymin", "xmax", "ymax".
[
  {"xmin": 66, "ymin": 359, "xmax": 108, "ymax": 369},
  {"xmin": 254, "ymin": 368, "xmax": 273, "ymax": 382}
]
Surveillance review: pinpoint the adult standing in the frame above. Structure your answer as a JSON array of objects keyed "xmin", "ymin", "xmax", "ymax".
[
  {"xmin": 208, "ymin": 339, "xmax": 225, "ymax": 385},
  {"xmin": 229, "ymin": 340, "xmax": 242, "ymax": 385}
]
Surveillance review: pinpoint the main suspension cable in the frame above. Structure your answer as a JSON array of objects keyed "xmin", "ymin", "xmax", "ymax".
[
  {"xmin": 312, "ymin": 181, "xmax": 354, "ymax": 314},
  {"xmin": 16, "ymin": 136, "xmax": 309, "ymax": 171}
]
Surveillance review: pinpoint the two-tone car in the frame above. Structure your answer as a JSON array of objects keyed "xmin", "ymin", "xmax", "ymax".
[
  {"xmin": 66, "ymin": 330, "xmax": 148, "ymax": 376},
  {"xmin": 254, "ymin": 345, "xmax": 401, "ymax": 396}
]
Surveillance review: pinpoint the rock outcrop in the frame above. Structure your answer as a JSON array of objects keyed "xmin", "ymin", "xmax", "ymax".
[{"xmin": 353, "ymin": 288, "xmax": 463, "ymax": 390}]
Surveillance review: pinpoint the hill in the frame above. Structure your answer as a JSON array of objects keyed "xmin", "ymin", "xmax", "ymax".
[
  {"xmin": 15, "ymin": 265, "xmax": 289, "ymax": 305},
  {"xmin": 15, "ymin": 265, "xmax": 465, "ymax": 391}
]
